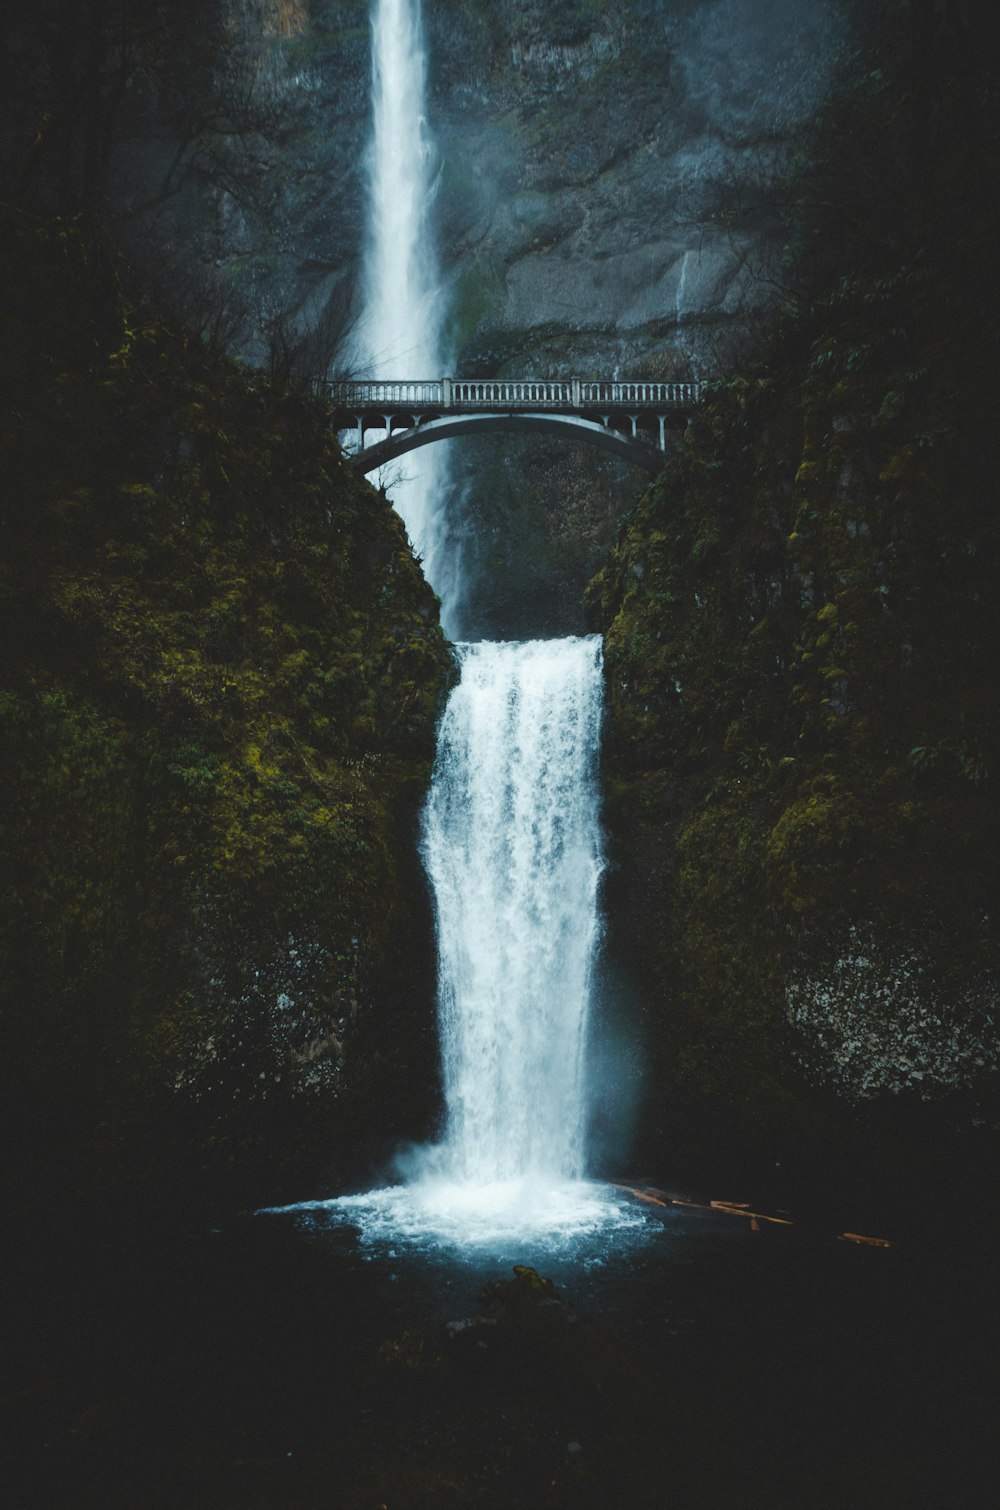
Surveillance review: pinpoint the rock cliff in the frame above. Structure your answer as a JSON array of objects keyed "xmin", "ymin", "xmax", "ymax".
[
  {"xmin": 0, "ymin": 207, "xmax": 454, "ymax": 1211},
  {"xmin": 106, "ymin": 0, "xmax": 850, "ymax": 634},
  {"xmin": 586, "ymin": 2, "xmax": 1000, "ymax": 1194}
]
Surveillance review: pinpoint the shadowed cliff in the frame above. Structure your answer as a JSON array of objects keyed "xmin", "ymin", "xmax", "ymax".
[{"xmin": 0, "ymin": 207, "xmax": 455, "ymax": 1216}]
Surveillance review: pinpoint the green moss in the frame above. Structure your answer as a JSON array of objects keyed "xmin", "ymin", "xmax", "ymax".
[
  {"xmin": 588, "ymin": 21, "xmax": 1000, "ymax": 1167},
  {"xmin": 444, "ymin": 261, "xmax": 504, "ymax": 366},
  {"xmin": 0, "ymin": 206, "xmax": 455, "ymax": 1208}
]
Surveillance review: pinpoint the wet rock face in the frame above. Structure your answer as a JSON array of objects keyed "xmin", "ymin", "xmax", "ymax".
[
  {"xmin": 124, "ymin": 0, "xmax": 848, "ymax": 379},
  {"xmin": 118, "ymin": 1, "xmax": 849, "ymax": 636},
  {"xmin": 426, "ymin": 0, "xmax": 848, "ymax": 377}
]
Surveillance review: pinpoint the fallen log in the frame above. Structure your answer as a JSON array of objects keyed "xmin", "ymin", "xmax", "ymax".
[{"xmin": 614, "ymin": 1184, "xmax": 892, "ymax": 1246}]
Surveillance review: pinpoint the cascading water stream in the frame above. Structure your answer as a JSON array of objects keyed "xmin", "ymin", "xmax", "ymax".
[
  {"xmin": 295, "ymin": 634, "xmax": 644, "ymax": 1248},
  {"xmin": 423, "ymin": 638, "xmax": 605, "ymax": 1187},
  {"xmin": 362, "ymin": 0, "xmax": 460, "ymax": 634},
  {"xmin": 353, "ymin": 1, "xmax": 614, "ymax": 1237}
]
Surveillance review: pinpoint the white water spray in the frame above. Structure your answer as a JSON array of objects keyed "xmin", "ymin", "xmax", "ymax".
[
  {"xmin": 363, "ymin": 0, "xmax": 460, "ymax": 632},
  {"xmin": 423, "ymin": 638, "xmax": 605, "ymax": 1186}
]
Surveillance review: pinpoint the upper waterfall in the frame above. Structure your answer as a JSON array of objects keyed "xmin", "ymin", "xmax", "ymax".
[{"xmin": 363, "ymin": 0, "xmax": 460, "ymax": 633}]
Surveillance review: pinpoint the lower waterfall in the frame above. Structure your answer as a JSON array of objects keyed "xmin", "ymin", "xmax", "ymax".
[
  {"xmin": 270, "ymin": 635, "xmax": 650, "ymax": 1247},
  {"xmin": 423, "ymin": 637, "xmax": 604, "ymax": 1186}
]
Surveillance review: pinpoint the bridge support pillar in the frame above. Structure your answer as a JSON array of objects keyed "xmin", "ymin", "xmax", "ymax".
[
  {"xmin": 629, "ymin": 415, "xmax": 638, "ymax": 438},
  {"xmin": 357, "ymin": 416, "xmax": 364, "ymax": 451},
  {"xmin": 572, "ymin": 378, "xmax": 581, "ymax": 407},
  {"xmin": 659, "ymin": 415, "xmax": 666, "ymax": 451},
  {"xmin": 442, "ymin": 376, "xmax": 452, "ymax": 408}
]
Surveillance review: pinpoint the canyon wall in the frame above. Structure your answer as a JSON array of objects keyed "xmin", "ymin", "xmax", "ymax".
[{"xmin": 109, "ymin": 0, "xmax": 850, "ymax": 634}]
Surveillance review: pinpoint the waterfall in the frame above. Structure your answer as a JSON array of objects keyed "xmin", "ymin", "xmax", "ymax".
[
  {"xmin": 422, "ymin": 639, "xmax": 605, "ymax": 1185},
  {"xmin": 363, "ymin": 0, "xmax": 460, "ymax": 634},
  {"xmin": 279, "ymin": 3, "xmax": 646, "ymax": 1246},
  {"xmin": 361, "ymin": 1, "xmax": 608, "ymax": 1212}
]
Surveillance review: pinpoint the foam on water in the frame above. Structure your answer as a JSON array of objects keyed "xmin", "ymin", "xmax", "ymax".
[{"xmin": 262, "ymin": 1179, "xmax": 652, "ymax": 1258}]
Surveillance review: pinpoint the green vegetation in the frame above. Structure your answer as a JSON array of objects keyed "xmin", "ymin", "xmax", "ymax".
[
  {"xmin": 588, "ymin": 5, "xmax": 1000, "ymax": 1184},
  {"xmin": 0, "ymin": 207, "xmax": 454, "ymax": 1211}
]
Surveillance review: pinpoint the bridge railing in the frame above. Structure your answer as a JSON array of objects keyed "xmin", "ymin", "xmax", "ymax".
[
  {"xmin": 579, "ymin": 380, "xmax": 702, "ymax": 408},
  {"xmin": 326, "ymin": 380, "xmax": 444, "ymax": 407},
  {"xmin": 325, "ymin": 378, "xmax": 702, "ymax": 411},
  {"xmin": 450, "ymin": 379, "xmax": 571, "ymax": 406}
]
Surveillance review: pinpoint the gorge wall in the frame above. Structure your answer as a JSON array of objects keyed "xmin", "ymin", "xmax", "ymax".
[
  {"xmin": 104, "ymin": 2, "xmax": 850, "ymax": 370},
  {"xmin": 104, "ymin": 0, "xmax": 851, "ymax": 635},
  {"xmin": 588, "ymin": 2, "xmax": 1000, "ymax": 1202},
  {"xmin": 0, "ymin": 208, "xmax": 454, "ymax": 1213}
]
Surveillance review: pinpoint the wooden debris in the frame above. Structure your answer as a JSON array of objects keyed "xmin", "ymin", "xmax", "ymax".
[
  {"xmin": 615, "ymin": 1183, "xmax": 893, "ymax": 1247},
  {"xmin": 707, "ymin": 1200, "xmax": 793, "ymax": 1227},
  {"xmin": 618, "ymin": 1186, "xmax": 670, "ymax": 1209}
]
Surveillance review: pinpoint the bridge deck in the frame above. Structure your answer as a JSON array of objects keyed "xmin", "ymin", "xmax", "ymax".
[
  {"xmin": 325, "ymin": 377, "xmax": 703, "ymax": 474},
  {"xmin": 325, "ymin": 377, "xmax": 701, "ymax": 414}
]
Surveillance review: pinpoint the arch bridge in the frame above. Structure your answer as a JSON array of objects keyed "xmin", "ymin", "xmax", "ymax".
[{"xmin": 325, "ymin": 378, "xmax": 703, "ymax": 474}]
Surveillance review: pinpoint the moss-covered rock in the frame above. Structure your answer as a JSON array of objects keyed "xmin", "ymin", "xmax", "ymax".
[
  {"xmin": 0, "ymin": 207, "xmax": 455, "ymax": 1212},
  {"xmin": 588, "ymin": 14, "xmax": 1000, "ymax": 1191}
]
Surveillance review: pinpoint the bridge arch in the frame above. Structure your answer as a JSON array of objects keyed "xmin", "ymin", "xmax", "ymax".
[
  {"xmin": 326, "ymin": 377, "xmax": 702, "ymax": 477},
  {"xmin": 353, "ymin": 411, "xmax": 667, "ymax": 475}
]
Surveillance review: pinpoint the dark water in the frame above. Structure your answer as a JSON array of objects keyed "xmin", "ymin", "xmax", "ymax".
[{"xmin": 3, "ymin": 1184, "xmax": 997, "ymax": 1508}]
